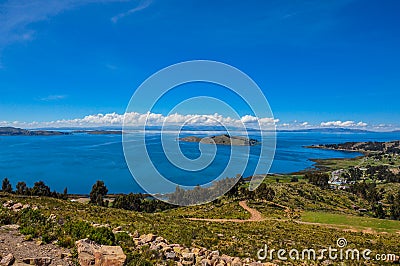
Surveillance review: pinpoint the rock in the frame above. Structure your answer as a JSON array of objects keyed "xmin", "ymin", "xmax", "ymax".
[
  {"xmin": 182, "ymin": 252, "xmax": 195, "ymax": 262},
  {"xmin": 200, "ymin": 259, "xmax": 212, "ymax": 266},
  {"xmin": 232, "ymin": 257, "xmax": 242, "ymax": 266},
  {"xmin": 1, "ymin": 224, "xmax": 20, "ymax": 230},
  {"xmin": 12, "ymin": 203, "xmax": 23, "ymax": 212},
  {"xmin": 75, "ymin": 238, "xmax": 126, "ymax": 266},
  {"xmin": 155, "ymin": 236, "xmax": 165, "ymax": 243},
  {"xmin": 173, "ymin": 246, "xmax": 183, "ymax": 254},
  {"xmin": 0, "ymin": 253, "xmax": 15, "ymax": 266},
  {"xmin": 22, "ymin": 257, "xmax": 52, "ymax": 266},
  {"xmin": 210, "ymin": 251, "xmax": 220, "ymax": 257},
  {"xmin": 140, "ymin": 233, "xmax": 156, "ymax": 244},
  {"xmin": 3, "ymin": 200, "xmax": 13, "ymax": 208},
  {"xmin": 191, "ymin": 248, "xmax": 200, "ymax": 255},
  {"xmin": 113, "ymin": 226, "xmax": 122, "ymax": 232},
  {"xmin": 220, "ymin": 254, "xmax": 232, "ymax": 263},
  {"xmin": 165, "ymin": 252, "xmax": 176, "ymax": 260},
  {"xmin": 130, "ymin": 230, "xmax": 140, "ymax": 238},
  {"xmin": 112, "ymin": 226, "xmax": 124, "ymax": 234}
]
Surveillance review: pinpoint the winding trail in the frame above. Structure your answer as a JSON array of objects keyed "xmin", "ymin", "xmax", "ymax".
[
  {"xmin": 187, "ymin": 201, "xmax": 390, "ymax": 235},
  {"xmin": 188, "ymin": 201, "xmax": 265, "ymax": 223}
]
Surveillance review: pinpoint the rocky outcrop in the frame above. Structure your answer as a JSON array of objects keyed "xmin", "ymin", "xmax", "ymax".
[
  {"xmin": 75, "ymin": 239, "xmax": 126, "ymax": 266},
  {"xmin": 75, "ymin": 231, "xmax": 279, "ymax": 266},
  {"xmin": 127, "ymin": 232, "xmax": 278, "ymax": 266},
  {"xmin": 2, "ymin": 201, "xmax": 35, "ymax": 212}
]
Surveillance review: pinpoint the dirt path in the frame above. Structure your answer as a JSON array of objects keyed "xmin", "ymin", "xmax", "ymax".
[
  {"xmin": 188, "ymin": 201, "xmax": 265, "ymax": 223},
  {"xmin": 0, "ymin": 225, "xmax": 72, "ymax": 265},
  {"xmin": 187, "ymin": 201, "xmax": 388, "ymax": 235}
]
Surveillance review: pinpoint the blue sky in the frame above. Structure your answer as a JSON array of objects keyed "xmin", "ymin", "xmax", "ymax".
[{"xmin": 0, "ymin": 0, "xmax": 399, "ymax": 130}]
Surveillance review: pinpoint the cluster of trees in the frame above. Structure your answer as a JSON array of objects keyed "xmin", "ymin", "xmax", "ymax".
[
  {"xmin": 346, "ymin": 167, "xmax": 363, "ymax": 181},
  {"xmin": 365, "ymin": 165, "xmax": 399, "ymax": 182},
  {"xmin": 387, "ymin": 192, "xmax": 400, "ymax": 220},
  {"xmin": 112, "ymin": 193, "xmax": 175, "ymax": 212},
  {"xmin": 347, "ymin": 182, "xmax": 400, "ymax": 220},
  {"xmin": 341, "ymin": 165, "xmax": 400, "ymax": 183},
  {"xmin": 167, "ymin": 177, "xmax": 240, "ymax": 205},
  {"xmin": 305, "ymin": 172, "xmax": 329, "ymax": 189},
  {"xmin": 348, "ymin": 182, "xmax": 383, "ymax": 205},
  {"xmin": 1, "ymin": 178, "xmax": 68, "ymax": 199}
]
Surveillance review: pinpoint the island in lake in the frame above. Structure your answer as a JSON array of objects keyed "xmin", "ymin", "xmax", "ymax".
[{"xmin": 179, "ymin": 134, "xmax": 260, "ymax": 146}]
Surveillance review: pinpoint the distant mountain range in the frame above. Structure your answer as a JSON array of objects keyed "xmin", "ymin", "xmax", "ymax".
[
  {"xmin": 0, "ymin": 127, "xmax": 69, "ymax": 136},
  {"xmin": 277, "ymin": 128, "xmax": 372, "ymax": 133},
  {"xmin": 1, "ymin": 126, "xmax": 399, "ymax": 135}
]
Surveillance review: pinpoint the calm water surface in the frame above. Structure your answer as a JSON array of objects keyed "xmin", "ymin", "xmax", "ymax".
[{"xmin": 0, "ymin": 131, "xmax": 398, "ymax": 193}]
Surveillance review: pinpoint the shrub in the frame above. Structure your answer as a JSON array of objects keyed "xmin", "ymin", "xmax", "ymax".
[{"xmin": 0, "ymin": 208, "xmax": 15, "ymax": 225}]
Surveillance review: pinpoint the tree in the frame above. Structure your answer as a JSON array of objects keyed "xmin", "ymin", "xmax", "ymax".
[
  {"xmin": 255, "ymin": 183, "xmax": 275, "ymax": 201},
  {"xmin": 374, "ymin": 203, "xmax": 386, "ymax": 219},
  {"xmin": 390, "ymin": 191, "xmax": 400, "ymax": 220},
  {"xmin": 63, "ymin": 187, "xmax": 68, "ymax": 200},
  {"xmin": 90, "ymin": 180, "xmax": 108, "ymax": 206},
  {"xmin": 31, "ymin": 181, "xmax": 51, "ymax": 196},
  {"xmin": 305, "ymin": 172, "xmax": 329, "ymax": 189},
  {"xmin": 226, "ymin": 175, "xmax": 244, "ymax": 198},
  {"xmin": 16, "ymin": 181, "xmax": 28, "ymax": 195},
  {"xmin": 2, "ymin": 178, "xmax": 12, "ymax": 193}
]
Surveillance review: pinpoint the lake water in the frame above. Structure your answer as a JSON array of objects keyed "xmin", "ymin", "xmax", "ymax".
[{"xmin": 0, "ymin": 131, "xmax": 398, "ymax": 194}]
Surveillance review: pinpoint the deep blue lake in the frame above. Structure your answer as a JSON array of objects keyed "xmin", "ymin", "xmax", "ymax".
[{"xmin": 0, "ymin": 131, "xmax": 398, "ymax": 194}]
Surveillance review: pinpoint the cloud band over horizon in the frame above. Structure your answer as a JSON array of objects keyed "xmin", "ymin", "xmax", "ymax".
[{"xmin": 0, "ymin": 112, "xmax": 387, "ymax": 131}]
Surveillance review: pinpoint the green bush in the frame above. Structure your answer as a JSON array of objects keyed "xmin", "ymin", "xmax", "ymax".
[
  {"xmin": 0, "ymin": 208, "xmax": 15, "ymax": 225},
  {"xmin": 90, "ymin": 226, "xmax": 115, "ymax": 245}
]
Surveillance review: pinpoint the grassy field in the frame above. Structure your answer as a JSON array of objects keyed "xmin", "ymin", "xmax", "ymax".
[
  {"xmin": 301, "ymin": 211, "xmax": 400, "ymax": 233},
  {"xmin": 312, "ymin": 156, "xmax": 364, "ymax": 170}
]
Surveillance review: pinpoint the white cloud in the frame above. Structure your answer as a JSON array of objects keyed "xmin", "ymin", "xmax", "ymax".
[
  {"xmin": 320, "ymin": 120, "xmax": 367, "ymax": 127},
  {"xmin": 111, "ymin": 0, "xmax": 152, "ymax": 23},
  {"xmin": 2, "ymin": 113, "xmax": 395, "ymax": 131},
  {"xmin": 39, "ymin": 95, "xmax": 67, "ymax": 101},
  {"xmin": 0, "ymin": 112, "xmax": 278, "ymax": 129}
]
